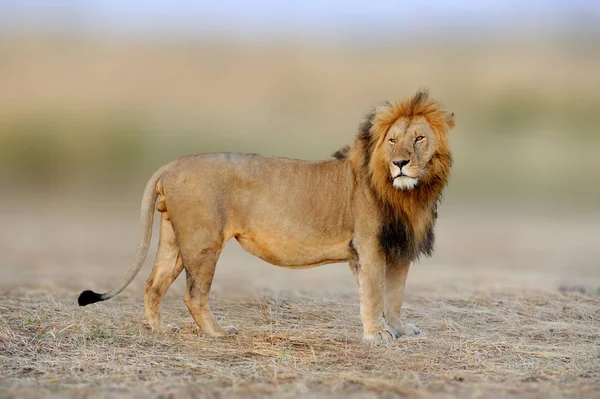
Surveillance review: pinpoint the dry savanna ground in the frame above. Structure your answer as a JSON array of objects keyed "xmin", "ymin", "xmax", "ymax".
[{"xmin": 1, "ymin": 202, "xmax": 599, "ymax": 398}]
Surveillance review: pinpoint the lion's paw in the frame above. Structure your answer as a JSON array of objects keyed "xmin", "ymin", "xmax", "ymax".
[
  {"xmin": 362, "ymin": 325, "xmax": 399, "ymax": 345},
  {"xmin": 388, "ymin": 322, "xmax": 420, "ymax": 336},
  {"xmin": 165, "ymin": 323, "xmax": 181, "ymax": 333},
  {"xmin": 223, "ymin": 326, "xmax": 239, "ymax": 336},
  {"xmin": 145, "ymin": 321, "xmax": 180, "ymax": 333},
  {"xmin": 207, "ymin": 325, "xmax": 238, "ymax": 337},
  {"xmin": 403, "ymin": 323, "xmax": 420, "ymax": 336}
]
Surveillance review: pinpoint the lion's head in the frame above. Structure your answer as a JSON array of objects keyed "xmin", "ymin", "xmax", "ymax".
[{"xmin": 361, "ymin": 90, "xmax": 454, "ymax": 197}]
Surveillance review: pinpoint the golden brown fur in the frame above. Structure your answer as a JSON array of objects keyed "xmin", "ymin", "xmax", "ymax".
[{"xmin": 78, "ymin": 90, "xmax": 455, "ymax": 344}]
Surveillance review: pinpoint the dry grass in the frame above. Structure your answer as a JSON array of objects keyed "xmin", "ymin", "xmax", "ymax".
[
  {"xmin": 1, "ymin": 205, "xmax": 600, "ymax": 398},
  {"xmin": 1, "ymin": 288, "xmax": 599, "ymax": 398}
]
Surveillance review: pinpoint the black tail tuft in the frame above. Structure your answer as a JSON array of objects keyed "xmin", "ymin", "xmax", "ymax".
[{"xmin": 78, "ymin": 290, "xmax": 104, "ymax": 306}]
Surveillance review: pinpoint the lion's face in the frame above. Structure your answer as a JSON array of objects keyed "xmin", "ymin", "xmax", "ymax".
[
  {"xmin": 353, "ymin": 90, "xmax": 454, "ymax": 199},
  {"xmin": 384, "ymin": 116, "xmax": 437, "ymax": 191}
]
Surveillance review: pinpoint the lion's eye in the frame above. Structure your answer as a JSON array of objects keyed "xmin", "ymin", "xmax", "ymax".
[
  {"xmin": 415, "ymin": 136, "xmax": 425, "ymax": 143},
  {"xmin": 389, "ymin": 138, "xmax": 396, "ymax": 144}
]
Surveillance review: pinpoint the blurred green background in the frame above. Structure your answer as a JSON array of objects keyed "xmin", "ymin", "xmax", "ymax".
[{"xmin": 0, "ymin": 2, "xmax": 599, "ymax": 210}]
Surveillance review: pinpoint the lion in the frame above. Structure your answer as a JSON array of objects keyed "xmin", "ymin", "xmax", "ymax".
[{"xmin": 78, "ymin": 90, "xmax": 455, "ymax": 344}]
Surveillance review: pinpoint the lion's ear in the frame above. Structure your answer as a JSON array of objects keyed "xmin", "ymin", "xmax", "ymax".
[{"xmin": 446, "ymin": 112, "xmax": 456, "ymax": 130}]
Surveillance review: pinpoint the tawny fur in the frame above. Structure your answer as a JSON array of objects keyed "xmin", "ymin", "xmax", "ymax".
[{"xmin": 79, "ymin": 90, "xmax": 455, "ymax": 344}]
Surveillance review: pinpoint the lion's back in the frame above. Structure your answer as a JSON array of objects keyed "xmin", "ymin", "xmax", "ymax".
[{"xmin": 159, "ymin": 152, "xmax": 353, "ymax": 250}]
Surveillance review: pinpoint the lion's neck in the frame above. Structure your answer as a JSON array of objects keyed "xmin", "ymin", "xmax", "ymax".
[
  {"xmin": 377, "ymin": 178, "xmax": 445, "ymax": 263},
  {"xmin": 342, "ymin": 142, "xmax": 448, "ymax": 262}
]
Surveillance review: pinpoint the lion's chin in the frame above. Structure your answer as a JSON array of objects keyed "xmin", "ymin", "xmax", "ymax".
[{"xmin": 392, "ymin": 176, "xmax": 418, "ymax": 190}]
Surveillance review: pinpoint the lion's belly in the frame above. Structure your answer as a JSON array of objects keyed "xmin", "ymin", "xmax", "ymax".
[{"xmin": 235, "ymin": 232, "xmax": 352, "ymax": 268}]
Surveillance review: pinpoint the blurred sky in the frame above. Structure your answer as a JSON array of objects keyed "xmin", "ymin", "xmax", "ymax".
[{"xmin": 1, "ymin": 0, "xmax": 599, "ymax": 40}]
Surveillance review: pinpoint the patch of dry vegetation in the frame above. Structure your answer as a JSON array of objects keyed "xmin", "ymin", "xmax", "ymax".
[{"xmin": 1, "ymin": 288, "xmax": 598, "ymax": 398}]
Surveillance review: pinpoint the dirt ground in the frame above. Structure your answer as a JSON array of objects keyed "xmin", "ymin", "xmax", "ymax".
[{"xmin": 1, "ymin": 202, "xmax": 599, "ymax": 398}]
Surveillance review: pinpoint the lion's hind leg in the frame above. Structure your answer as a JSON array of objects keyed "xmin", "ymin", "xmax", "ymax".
[
  {"xmin": 179, "ymin": 237, "xmax": 237, "ymax": 337},
  {"xmin": 144, "ymin": 213, "xmax": 184, "ymax": 330}
]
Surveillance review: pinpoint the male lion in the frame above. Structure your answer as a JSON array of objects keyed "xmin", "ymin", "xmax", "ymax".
[{"xmin": 79, "ymin": 90, "xmax": 455, "ymax": 344}]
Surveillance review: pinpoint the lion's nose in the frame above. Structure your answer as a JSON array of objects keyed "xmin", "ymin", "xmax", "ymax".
[{"xmin": 393, "ymin": 159, "xmax": 410, "ymax": 169}]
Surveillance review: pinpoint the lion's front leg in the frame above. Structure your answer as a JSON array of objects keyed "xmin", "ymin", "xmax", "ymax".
[
  {"xmin": 352, "ymin": 242, "xmax": 399, "ymax": 344},
  {"xmin": 384, "ymin": 261, "xmax": 419, "ymax": 336}
]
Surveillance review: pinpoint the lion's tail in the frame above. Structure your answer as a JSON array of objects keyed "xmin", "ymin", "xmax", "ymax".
[{"xmin": 78, "ymin": 164, "xmax": 171, "ymax": 306}]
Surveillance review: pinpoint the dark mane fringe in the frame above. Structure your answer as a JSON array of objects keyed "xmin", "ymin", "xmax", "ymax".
[
  {"xmin": 357, "ymin": 107, "xmax": 380, "ymax": 170},
  {"xmin": 331, "ymin": 145, "xmax": 350, "ymax": 160},
  {"xmin": 379, "ymin": 193, "xmax": 441, "ymax": 263},
  {"xmin": 380, "ymin": 205, "xmax": 414, "ymax": 262}
]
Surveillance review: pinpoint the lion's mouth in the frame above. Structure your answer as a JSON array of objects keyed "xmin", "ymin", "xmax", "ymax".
[
  {"xmin": 392, "ymin": 172, "xmax": 415, "ymax": 180},
  {"xmin": 392, "ymin": 174, "xmax": 418, "ymax": 190}
]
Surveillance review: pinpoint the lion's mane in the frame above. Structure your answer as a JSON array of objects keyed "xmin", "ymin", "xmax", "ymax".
[{"xmin": 338, "ymin": 90, "xmax": 455, "ymax": 263}]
